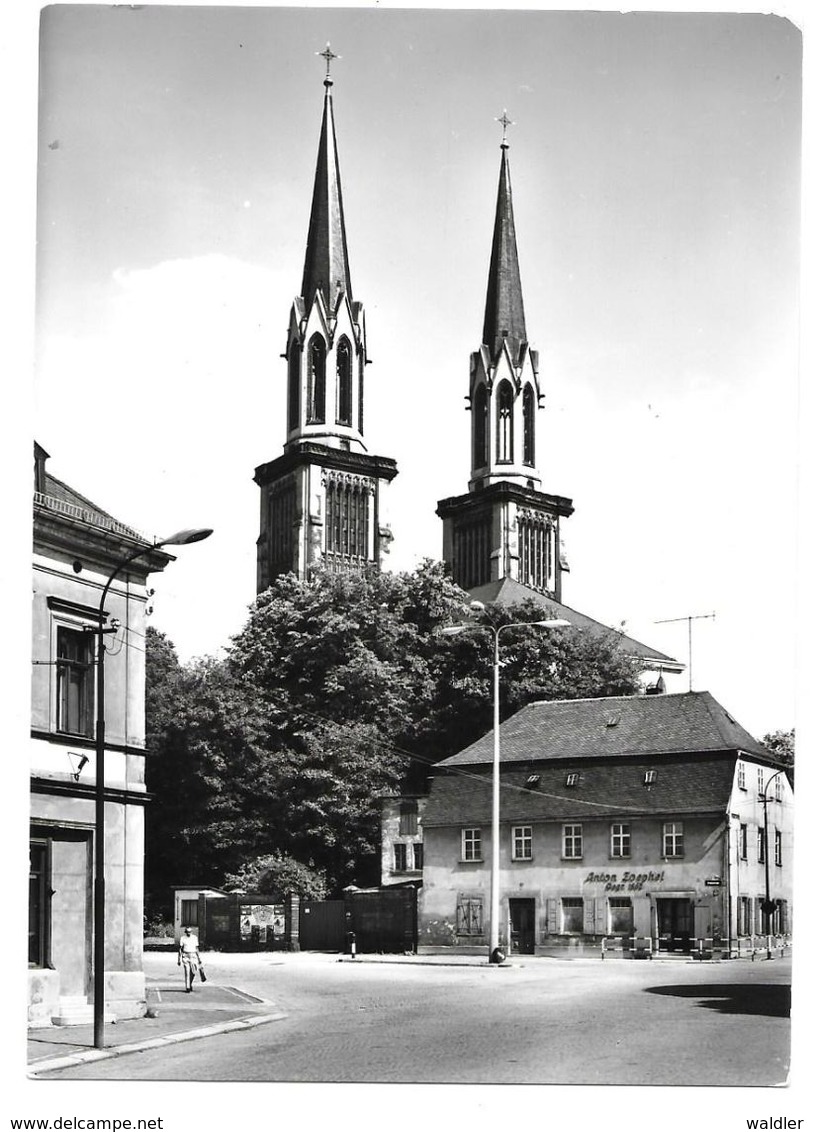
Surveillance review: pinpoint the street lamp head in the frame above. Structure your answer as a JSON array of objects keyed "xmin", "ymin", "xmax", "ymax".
[
  {"xmin": 157, "ymin": 527, "xmax": 214, "ymax": 547},
  {"xmin": 440, "ymin": 625, "xmax": 467, "ymax": 636}
]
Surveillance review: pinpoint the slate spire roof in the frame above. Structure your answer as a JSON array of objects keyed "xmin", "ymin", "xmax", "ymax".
[
  {"xmin": 300, "ymin": 74, "xmax": 353, "ymax": 313},
  {"xmin": 482, "ymin": 141, "xmax": 527, "ymax": 364}
]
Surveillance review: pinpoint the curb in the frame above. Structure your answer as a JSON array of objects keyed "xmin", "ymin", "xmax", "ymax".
[{"xmin": 28, "ymin": 1011, "xmax": 288, "ymax": 1075}]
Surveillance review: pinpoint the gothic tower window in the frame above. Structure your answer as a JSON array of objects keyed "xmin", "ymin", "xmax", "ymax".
[
  {"xmin": 517, "ymin": 511, "xmax": 553, "ymax": 592},
  {"xmin": 336, "ymin": 337, "xmax": 352, "ymax": 426},
  {"xmin": 496, "ymin": 380, "xmax": 514, "ymax": 463},
  {"xmin": 522, "ymin": 384, "xmax": 535, "ymax": 467},
  {"xmin": 288, "ymin": 342, "xmax": 301, "ymax": 432},
  {"xmin": 473, "ymin": 384, "xmax": 488, "ymax": 469},
  {"xmin": 307, "ymin": 336, "xmax": 326, "ymax": 423}
]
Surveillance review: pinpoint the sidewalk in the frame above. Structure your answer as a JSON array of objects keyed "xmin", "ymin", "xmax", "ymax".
[{"xmin": 27, "ymin": 980, "xmax": 286, "ymax": 1076}]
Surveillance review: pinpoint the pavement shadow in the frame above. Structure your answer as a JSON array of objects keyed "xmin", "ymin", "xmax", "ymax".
[{"xmin": 646, "ymin": 983, "xmax": 790, "ymax": 1017}]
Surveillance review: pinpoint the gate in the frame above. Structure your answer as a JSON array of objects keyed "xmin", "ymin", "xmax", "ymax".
[
  {"xmin": 346, "ymin": 888, "xmax": 417, "ymax": 954},
  {"xmin": 299, "ymin": 899, "xmax": 346, "ymax": 951}
]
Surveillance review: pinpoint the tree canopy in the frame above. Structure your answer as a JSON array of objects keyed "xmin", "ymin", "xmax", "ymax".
[{"xmin": 145, "ymin": 562, "xmax": 642, "ymax": 911}]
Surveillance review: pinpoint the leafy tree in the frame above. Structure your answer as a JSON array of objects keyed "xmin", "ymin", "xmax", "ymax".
[
  {"xmin": 761, "ymin": 728, "xmax": 795, "ymax": 771},
  {"xmin": 223, "ymin": 852, "xmax": 328, "ymax": 900},
  {"xmin": 145, "ymin": 561, "xmax": 643, "ymax": 902}
]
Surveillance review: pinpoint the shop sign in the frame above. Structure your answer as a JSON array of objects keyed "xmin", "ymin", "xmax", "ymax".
[
  {"xmin": 584, "ymin": 870, "xmax": 666, "ymax": 893},
  {"xmin": 704, "ymin": 876, "xmax": 722, "ymax": 886}
]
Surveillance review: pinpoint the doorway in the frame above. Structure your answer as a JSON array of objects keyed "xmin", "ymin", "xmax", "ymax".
[
  {"xmin": 509, "ymin": 899, "xmax": 536, "ymax": 954},
  {"xmin": 656, "ymin": 898, "xmax": 693, "ymax": 953}
]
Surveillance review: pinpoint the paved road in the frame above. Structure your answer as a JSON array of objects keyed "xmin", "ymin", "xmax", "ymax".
[{"xmin": 40, "ymin": 951, "xmax": 791, "ymax": 1085}]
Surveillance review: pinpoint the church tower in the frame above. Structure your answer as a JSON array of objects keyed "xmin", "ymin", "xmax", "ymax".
[
  {"xmin": 255, "ymin": 47, "xmax": 398, "ymax": 591},
  {"xmin": 437, "ymin": 117, "xmax": 573, "ymax": 598}
]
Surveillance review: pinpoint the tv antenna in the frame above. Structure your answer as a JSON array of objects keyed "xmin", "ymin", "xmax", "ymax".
[{"xmin": 654, "ymin": 612, "xmax": 716, "ymax": 691}]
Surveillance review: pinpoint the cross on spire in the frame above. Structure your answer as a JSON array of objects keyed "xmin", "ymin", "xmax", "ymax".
[
  {"xmin": 496, "ymin": 109, "xmax": 514, "ymax": 147},
  {"xmin": 318, "ymin": 42, "xmax": 340, "ymax": 83}
]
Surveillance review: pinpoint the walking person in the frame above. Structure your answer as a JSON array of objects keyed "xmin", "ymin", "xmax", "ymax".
[{"xmin": 178, "ymin": 926, "xmax": 201, "ymax": 992}]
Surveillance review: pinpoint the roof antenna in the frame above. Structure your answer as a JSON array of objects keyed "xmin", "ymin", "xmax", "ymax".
[{"xmin": 654, "ymin": 612, "xmax": 715, "ymax": 692}]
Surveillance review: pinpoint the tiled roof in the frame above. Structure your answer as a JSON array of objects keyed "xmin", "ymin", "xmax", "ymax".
[
  {"xmin": 437, "ymin": 690, "xmax": 769, "ymax": 769},
  {"xmin": 467, "ymin": 577, "xmax": 682, "ymax": 668},
  {"xmin": 423, "ymin": 755, "xmax": 737, "ymax": 827}
]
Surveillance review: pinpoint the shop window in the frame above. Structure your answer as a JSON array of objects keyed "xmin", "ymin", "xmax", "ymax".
[
  {"xmin": 608, "ymin": 897, "xmax": 633, "ymax": 936},
  {"xmin": 399, "ymin": 801, "xmax": 418, "ymax": 836},
  {"xmin": 562, "ymin": 824, "xmax": 583, "ymax": 860},
  {"xmin": 461, "ymin": 828, "xmax": 482, "ymax": 862},
  {"xmin": 662, "ymin": 821, "xmax": 684, "ymax": 859},
  {"xmin": 757, "ymin": 826, "xmax": 766, "ymax": 864},
  {"xmin": 456, "ymin": 895, "xmax": 483, "ymax": 936},
  {"xmin": 610, "ymin": 822, "xmax": 630, "ymax": 858},
  {"xmin": 56, "ymin": 626, "xmax": 94, "ymax": 737},
  {"xmin": 413, "ymin": 843, "xmax": 423, "ymax": 871},
  {"xmin": 180, "ymin": 899, "xmax": 199, "ymax": 927},
  {"xmin": 739, "ymin": 823, "xmax": 748, "ymax": 861},
  {"xmin": 561, "ymin": 897, "xmax": 584, "ymax": 933},
  {"xmin": 394, "ymin": 843, "xmax": 408, "ymax": 872},
  {"xmin": 512, "ymin": 826, "xmax": 532, "ymax": 861},
  {"xmin": 29, "ymin": 839, "xmax": 50, "ymax": 968}
]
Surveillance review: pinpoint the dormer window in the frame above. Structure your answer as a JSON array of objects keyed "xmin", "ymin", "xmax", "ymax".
[
  {"xmin": 566, "ymin": 772, "xmax": 581, "ymax": 788},
  {"xmin": 525, "ymin": 774, "xmax": 540, "ymax": 787},
  {"xmin": 644, "ymin": 770, "xmax": 657, "ymax": 786}
]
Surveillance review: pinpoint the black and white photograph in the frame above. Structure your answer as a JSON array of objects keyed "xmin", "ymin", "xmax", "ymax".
[{"xmin": 7, "ymin": 0, "xmax": 809, "ymax": 1126}]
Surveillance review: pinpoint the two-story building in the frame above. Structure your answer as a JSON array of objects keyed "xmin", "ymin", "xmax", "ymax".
[
  {"xmin": 418, "ymin": 690, "xmax": 792, "ymax": 955},
  {"xmin": 30, "ymin": 444, "xmax": 174, "ymax": 1026}
]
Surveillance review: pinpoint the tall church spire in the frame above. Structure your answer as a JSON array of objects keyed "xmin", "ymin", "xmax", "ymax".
[
  {"xmin": 301, "ymin": 45, "xmax": 352, "ymax": 312},
  {"xmin": 254, "ymin": 45, "xmax": 397, "ymax": 591},
  {"xmin": 482, "ymin": 115, "xmax": 526, "ymax": 365}
]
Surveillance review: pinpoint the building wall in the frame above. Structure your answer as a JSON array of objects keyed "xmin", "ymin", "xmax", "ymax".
[
  {"xmin": 380, "ymin": 796, "xmax": 425, "ymax": 885},
  {"xmin": 419, "ymin": 812, "xmax": 751, "ymax": 952}
]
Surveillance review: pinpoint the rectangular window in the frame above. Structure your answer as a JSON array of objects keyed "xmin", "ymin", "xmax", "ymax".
[
  {"xmin": 56, "ymin": 626, "xmax": 94, "ymax": 736},
  {"xmin": 461, "ymin": 828, "xmax": 482, "ymax": 862},
  {"xmin": 608, "ymin": 897, "xmax": 633, "ymax": 936},
  {"xmin": 561, "ymin": 897, "xmax": 584, "ymax": 933},
  {"xmin": 757, "ymin": 767, "xmax": 765, "ymax": 794},
  {"xmin": 512, "ymin": 826, "xmax": 532, "ymax": 861},
  {"xmin": 738, "ymin": 896, "xmax": 752, "ymax": 936},
  {"xmin": 610, "ymin": 822, "xmax": 631, "ymax": 858},
  {"xmin": 565, "ymin": 772, "xmax": 580, "ymax": 787},
  {"xmin": 398, "ymin": 801, "xmax": 418, "ymax": 836},
  {"xmin": 737, "ymin": 762, "xmax": 746, "ymax": 790},
  {"xmin": 662, "ymin": 821, "xmax": 684, "ymax": 858},
  {"xmin": 757, "ymin": 826, "xmax": 766, "ymax": 864},
  {"xmin": 413, "ymin": 843, "xmax": 423, "ymax": 871},
  {"xmin": 394, "ymin": 844, "xmax": 408, "ymax": 872},
  {"xmin": 774, "ymin": 777, "xmax": 784, "ymax": 802},
  {"xmin": 739, "ymin": 823, "xmax": 748, "ymax": 861},
  {"xmin": 29, "ymin": 840, "xmax": 49, "ymax": 968},
  {"xmin": 775, "ymin": 831, "xmax": 782, "ymax": 867},
  {"xmin": 180, "ymin": 898, "xmax": 199, "ymax": 927},
  {"xmin": 562, "ymin": 824, "xmax": 583, "ymax": 860},
  {"xmin": 456, "ymin": 895, "xmax": 483, "ymax": 936}
]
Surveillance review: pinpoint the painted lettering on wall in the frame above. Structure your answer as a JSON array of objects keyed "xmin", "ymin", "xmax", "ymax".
[{"xmin": 584, "ymin": 870, "xmax": 666, "ymax": 893}]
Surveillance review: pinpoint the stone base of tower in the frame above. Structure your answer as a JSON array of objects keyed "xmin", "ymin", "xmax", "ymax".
[
  {"xmin": 437, "ymin": 481, "xmax": 573, "ymax": 599},
  {"xmin": 255, "ymin": 442, "xmax": 398, "ymax": 591}
]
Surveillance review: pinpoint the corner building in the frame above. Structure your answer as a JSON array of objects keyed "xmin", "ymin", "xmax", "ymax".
[
  {"xmin": 419, "ymin": 692, "xmax": 793, "ymax": 955},
  {"xmin": 254, "ymin": 63, "xmax": 397, "ymax": 589}
]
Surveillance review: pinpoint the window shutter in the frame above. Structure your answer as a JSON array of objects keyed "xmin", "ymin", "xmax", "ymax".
[
  {"xmin": 546, "ymin": 898, "xmax": 558, "ymax": 935},
  {"xmin": 583, "ymin": 897, "xmax": 595, "ymax": 934},
  {"xmin": 594, "ymin": 898, "xmax": 607, "ymax": 936}
]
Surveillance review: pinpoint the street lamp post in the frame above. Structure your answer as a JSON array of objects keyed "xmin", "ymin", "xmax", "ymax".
[
  {"xmin": 442, "ymin": 609, "xmax": 570, "ymax": 963},
  {"xmin": 93, "ymin": 527, "xmax": 212, "ymax": 1050},
  {"xmin": 759, "ymin": 768, "xmax": 783, "ymax": 962}
]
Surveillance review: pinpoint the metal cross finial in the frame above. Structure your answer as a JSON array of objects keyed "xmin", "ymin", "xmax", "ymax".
[
  {"xmin": 496, "ymin": 109, "xmax": 514, "ymax": 145},
  {"xmin": 318, "ymin": 43, "xmax": 341, "ymax": 81}
]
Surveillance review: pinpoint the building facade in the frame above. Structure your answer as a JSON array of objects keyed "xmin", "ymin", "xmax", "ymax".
[
  {"xmin": 418, "ymin": 691, "xmax": 792, "ymax": 955},
  {"xmin": 30, "ymin": 444, "xmax": 173, "ymax": 1026},
  {"xmin": 254, "ymin": 55, "xmax": 397, "ymax": 590}
]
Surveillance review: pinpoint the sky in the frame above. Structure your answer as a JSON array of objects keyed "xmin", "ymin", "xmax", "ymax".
[
  {"xmin": 26, "ymin": 5, "xmax": 802, "ymax": 741},
  {"xmin": 4, "ymin": 0, "xmax": 810, "ymax": 1123}
]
